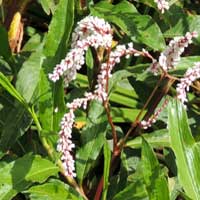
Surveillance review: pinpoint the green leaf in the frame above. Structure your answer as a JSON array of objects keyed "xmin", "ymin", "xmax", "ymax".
[
  {"xmin": 141, "ymin": 138, "xmax": 170, "ymax": 200},
  {"xmin": 16, "ymin": 44, "xmax": 45, "ymax": 103},
  {"xmin": 38, "ymin": 69, "xmax": 54, "ymax": 131},
  {"xmin": 22, "ymin": 34, "xmax": 43, "ymax": 52},
  {"xmin": 90, "ymin": 2, "xmax": 166, "ymax": 50},
  {"xmin": 168, "ymin": 99, "xmax": 200, "ymax": 200},
  {"xmin": 76, "ymin": 100, "xmax": 107, "ymax": 184},
  {"xmin": 112, "ymin": 181, "xmax": 148, "ymax": 200},
  {"xmin": 164, "ymin": 15, "xmax": 200, "ymax": 43},
  {"xmin": 90, "ymin": 0, "xmax": 138, "ymax": 14},
  {"xmin": 126, "ymin": 129, "xmax": 170, "ymax": 149},
  {"xmin": 0, "ymin": 102, "xmax": 32, "ymax": 151},
  {"xmin": 25, "ymin": 179, "xmax": 83, "ymax": 200},
  {"xmin": 111, "ymin": 107, "xmax": 141, "ymax": 123},
  {"xmin": 102, "ymin": 141, "xmax": 111, "ymax": 200},
  {"xmin": 0, "ymin": 26, "xmax": 11, "ymax": 60},
  {"xmin": 0, "ymin": 58, "xmax": 12, "ymax": 75},
  {"xmin": 0, "ymin": 72, "xmax": 26, "ymax": 105},
  {"xmin": 43, "ymin": 0, "xmax": 74, "ymax": 57},
  {"xmin": 39, "ymin": 0, "xmax": 74, "ymax": 132},
  {"xmin": 38, "ymin": 0, "xmax": 56, "ymax": 15},
  {"xmin": 0, "ymin": 154, "xmax": 58, "ymax": 200},
  {"xmin": 171, "ymin": 56, "xmax": 200, "ymax": 76},
  {"xmin": 86, "ymin": 48, "xmax": 94, "ymax": 87}
]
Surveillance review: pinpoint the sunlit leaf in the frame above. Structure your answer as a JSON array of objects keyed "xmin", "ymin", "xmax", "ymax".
[
  {"xmin": 168, "ymin": 99, "xmax": 200, "ymax": 200},
  {"xmin": 0, "ymin": 154, "xmax": 58, "ymax": 200}
]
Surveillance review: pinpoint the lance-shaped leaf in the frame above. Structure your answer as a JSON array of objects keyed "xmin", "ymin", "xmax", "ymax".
[
  {"xmin": 168, "ymin": 99, "xmax": 200, "ymax": 200},
  {"xmin": 76, "ymin": 100, "xmax": 107, "ymax": 184},
  {"xmin": 141, "ymin": 138, "xmax": 170, "ymax": 200},
  {"xmin": 25, "ymin": 179, "xmax": 83, "ymax": 200},
  {"xmin": 126, "ymin": 129, "xmax": 170, "ymax": 149},
  {"xmin": 39, "ymin": 0, "xmax": 74, "ymax": 133},
  {"xmin": 90, "ymin": 1, "xmax": 166, "ymax": 50},
  {"xmin": 0, "ymin": 154, "xmax": 58, "ymax": 200}
]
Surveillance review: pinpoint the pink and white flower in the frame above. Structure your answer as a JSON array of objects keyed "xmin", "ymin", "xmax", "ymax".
[
  {"xmin": 154, "ymin": 0, "xmax": 169, "ymax": 13},
  {"xmin": 176, "ymin": 62, "xmax": 200, "ymax": 106}
]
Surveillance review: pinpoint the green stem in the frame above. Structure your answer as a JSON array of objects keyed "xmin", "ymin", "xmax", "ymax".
[
  {"xmin": 27, "ymin": 106, "xmax": 88, "ymax": 199},
  {"xmin": 0, "ymin": 4, "xmax": 4, "ymax": 23}
]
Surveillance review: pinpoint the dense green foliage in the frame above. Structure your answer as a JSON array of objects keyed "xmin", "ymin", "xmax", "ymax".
[{"xmin": 0, "ymin": 0, "xmax": 200, "ymax": 199}]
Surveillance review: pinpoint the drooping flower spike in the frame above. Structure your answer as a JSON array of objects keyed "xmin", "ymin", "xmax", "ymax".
[
  {"xmin": 154, "ymin": 0, "xmax": 169, "ymax": 13},
  {"xmin": 56, "ymin": 41, "xmax": 152, "ymax": 177},
  {"xmin": 176, "ymin": 62, "xmax": 200, "ymax": 106},
  {"xmin": 150, "ymin": 31, "xmax": 198, "ymax": 74},
  {"xmin": 48, "ymin": 16, "xmax": 113, "ymax": 85}
]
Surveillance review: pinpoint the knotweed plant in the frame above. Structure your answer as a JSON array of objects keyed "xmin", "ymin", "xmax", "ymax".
[
  {"xmin": 1, "ymin": 1, "xmax": 200, "ymax": 200},
  {"xmin": 49, "ymin": 15, "xmax": 198, "ymax": 179}
]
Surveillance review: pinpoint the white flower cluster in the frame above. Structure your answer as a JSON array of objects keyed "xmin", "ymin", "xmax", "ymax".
[
  {"xmin": 94, "ymin": 43, "xmax": 151, "ymax": 101},
  {"xmin": 154, "ymin": 0, "xmax": 169, "ymax": 13},
  {"xmin": 57, "ymin": 110, "xmax": 76, "ymax": 177},
  {"xmin": 140, "ymin": 98, "xmax": 169, "ymax": 129},
  {"xmin": 150, "ymin": 32, "xmax": 198, "ymax": 74},
  {"xmin": 49, "ymin": 16, "xmax": 113, "ymax": 85},
  {"xmin": 49, "ymin": 15, "xmax": 155, "ymax": 177},
  {"xmin": 176, "ymin": 62, "xmax": 200, "ymax": 106},
  {"xmin": 56, "ymin": 42, "xmax": 151, "ymax": 177}
]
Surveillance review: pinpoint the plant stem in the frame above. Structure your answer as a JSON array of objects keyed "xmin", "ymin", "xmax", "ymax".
[
  {"xmin": 104, "ymin": 100, "xmax": 118, "ymax": 150},
  {"xmin": 121, "ymin": 73, "xmax": 165, "ymax": 145},
  {"xmin": 28, "ymin": 107, "xmax": 88, "ymax": 200}
]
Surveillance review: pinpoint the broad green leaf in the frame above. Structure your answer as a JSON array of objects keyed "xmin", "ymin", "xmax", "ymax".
[
  {"xmin": 109, "ymin": 78, "xmax": 140, "ymax": 109},
  {"xmin": 168, "ymin": 99, "xmax": 200, "ymax": 200},
  {"xmin": 141, "ymin": 138, "xmax": 170, "ymax": 200},
  {"xmin": 43, "ymin": 0, "xmax": 74, "ymax": 57},
  {"xmin": 38, "ymin": 69, "xmax": 53, "ymax": 131},
  {"xmin": 111, "ymin": 107, "xmax": 141, "ymax": 123},
  {"xmin": 76, "ymin": 73, "xmax": 89, "ymax": 88},
  {"xmin": 0, "ymin": 154, "xmax": 58, "ymax": 200},
  {"xmin": 0, "ymin": 58, "xmax": 12, "ymax": 75},
  {"xmin": 76, "ymin": 100, "xmax": 107, "ymax": 184},
  {"xmin": 0, "ymin": 26, "xmax": 11, "ymax": 60},
  {"xmin": 22, "ymin": 34, "xmax": 43, "ymax": 52},
  {"xmin": 171, "ymin": 56, "xmax": 200, "ymax": 76},
  {"xmin": 112, "ymin": 181, "xmax": 148, "ymax": 200},
  {"xmin": 90, "ymin": 0, "xmax": 138, "ymax": 14},
  {"xmin": 108, "ymin": 70, "xmax": 132, "ymax": 94},
  {"xmin": 25, "ymin": 179, "xmax": 83, "ymax": 200},
  {"xmin": 90, "ymin": 2, "xmax": 166, "ymax": 50},
  {"xmin": 38, "ymin": 0, "xmax": 56, "ymax": 15},
  {"xmin": 102, "ymin": 141, "xmax": 111, "ymax": 200},
  {"xmin": 86, "ymin": 48, "xmax": 94, "ymax": 87},
  {"xmin": 39, "ymin": 0, "xmax": 74, "ymax": 132},
  {"xmin": 164, "ymin": 15, "xmax": 200, "ymax": 43},
  {"xmin": 126, "ymin": 129, "xmax": 170, "ymax": 148},
  {"xmin": 16, "ymin": 44, "xmax": 45, "ymax": 103},
  {"xmin": 0, "ymin": 102, "xmax": 32, "ymax": 151},
  {"xmin": 0, "ymin": 72, "xmax": 26, "ymax": 105}
]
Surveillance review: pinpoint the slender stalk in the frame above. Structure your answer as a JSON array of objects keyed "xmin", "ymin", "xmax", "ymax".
[
  {"xmin": 121, "ymin": 73, "xmax": 165, "ymax": 145},
  {"xmin": 104, "ymin": 47, "xmax": 118, "ymax": 149},
  {"xmin": 27, "ymin": 107, "xmax": 88, "ymax": 200},
  {"xmin": 104, "ymin": 100, "xmax": 118, "ymax": 150},
  {"xmin": 0, "ymin": 4, "xmax": 4, "ymax": 22},
  {"xmin": 94, "ymin": 177, "xmax": 104, "ymax": 200},
  {"xmin": 94, "ymin": 73, "xmax": 175, "ymax": 200}
]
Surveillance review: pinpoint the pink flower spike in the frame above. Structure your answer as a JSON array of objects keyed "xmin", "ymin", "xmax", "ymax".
[
  {"xmin": 149, "ymin": 31, "xmax": 198, "ymax": 74},
  {"xmin": 154, "ymin": 0, "xmax": 169, "ymax": 13},
  {"xmin": 49, "ymin": 16, "xmax": 113, "ymax": 85},
  {"xmin": 176, "ymin": 62, "xmax": 200, "ymax": 107},
  {"xmin": 159, "ymin": 32, "xmax": 198, "ymax": 71}
]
